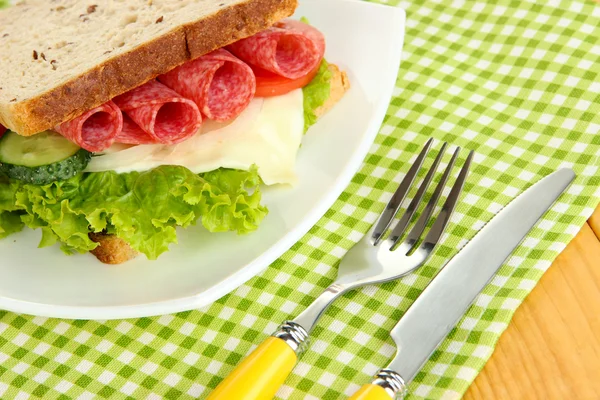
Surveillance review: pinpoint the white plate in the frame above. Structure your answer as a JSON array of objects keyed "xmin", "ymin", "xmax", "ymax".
[{"xmin": 0, "ymin": 0, "xmax": 405, "ymax": 319}]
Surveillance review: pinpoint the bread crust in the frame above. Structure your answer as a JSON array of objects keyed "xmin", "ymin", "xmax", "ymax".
[
  {"xmin": 2, "ymin": 0, "xmax": 297, "ymax": 136},
  {"xmin": 315, "ymin": 64, "xmax": 350, "ymax": 118},
  {"xmin": 89, "ymin": 233, "xmax": 139, "ymax": 265}
]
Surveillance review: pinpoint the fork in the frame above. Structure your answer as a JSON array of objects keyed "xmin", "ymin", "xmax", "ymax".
[{"xmin": 207, "ymin": 139, "xmax": 473, "ymax": 400}]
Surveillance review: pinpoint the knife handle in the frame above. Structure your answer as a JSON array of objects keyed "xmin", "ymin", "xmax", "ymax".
[
  {"xmin": 348, "ymin": 384, "xmax": 394, "ymax": 400},
  {"xmin": 348, "ymin": 369, "xmax": 407, "ymax": 400},
  {"xmin": 207, "ymin": 322, "xmax": 308, "ymax": 400}
]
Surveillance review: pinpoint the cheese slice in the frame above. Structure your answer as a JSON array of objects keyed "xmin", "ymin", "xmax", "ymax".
[{"xmin": 86, "ymin": 89, "xmax": 305, "ymax": 185}]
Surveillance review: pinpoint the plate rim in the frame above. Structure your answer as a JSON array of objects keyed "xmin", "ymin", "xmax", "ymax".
[{"xmin": 0, "ymin": 0, "xmax": 406, "ymax": 319}]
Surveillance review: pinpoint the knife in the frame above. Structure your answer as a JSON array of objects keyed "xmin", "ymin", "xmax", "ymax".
[{"xmin": 347, "ymin": 168, "xmax": 575, "ymax": 400}]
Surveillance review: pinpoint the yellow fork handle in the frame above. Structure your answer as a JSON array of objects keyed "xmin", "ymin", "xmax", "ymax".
[
  {"xmin": 348, "ymin": 384, "xmax": 394, "ymax": 400},
  {"xmin": 206, "ymin": 336, "xmax": 297, "ymax": 400}
]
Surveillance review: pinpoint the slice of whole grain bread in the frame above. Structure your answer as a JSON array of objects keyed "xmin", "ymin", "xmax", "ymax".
[{"xmin": 0, "ymin": 0, "xmax": 297, "ymax": 136}]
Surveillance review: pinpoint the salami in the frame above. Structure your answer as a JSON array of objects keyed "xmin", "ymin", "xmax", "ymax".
[
  {"xmin": 114, "ymin": 80, "xmax": 202, "ymax": 145},
  {"xmin": 55, "ymin": 101, "xmax": 123, "ymax": 152},
  {"xmin": 159, "ymin": 49, "xmax": 256, "ymax": 122},
  {"xmin": 115, "ymin": 116, "xmax": 157, "ymax": 145},
  {"xmin": 228, "ymin": 19, "xmax": 325, "ymax": 80},
  {"xmin": 0, "ymin": 124, "xmax": 6, "ymax": 137}
]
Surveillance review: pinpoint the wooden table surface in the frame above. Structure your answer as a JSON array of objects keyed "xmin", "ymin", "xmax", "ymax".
[{"xmin": 463, "ymin": 205, "xmax": 600, "ymax": 400}]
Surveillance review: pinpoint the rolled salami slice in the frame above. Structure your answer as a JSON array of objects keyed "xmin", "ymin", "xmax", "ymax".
[
  {"xmin": 159, "ymin": 49, "xmax": 256, "ymax": 122},
  {"xmin": 114, "ymin": 116, "xmax": 157, "ymax": 145},
  {"xmin": 55, "ymin": 101, "xmax": 123, "ymax": 152},
  {"xmin": 114, "ymin": 80, "xmax": 202, "ymax": 145},
  {"xmin": 228, "ymin": 19, "xmax": 325, "ymax": 80}
]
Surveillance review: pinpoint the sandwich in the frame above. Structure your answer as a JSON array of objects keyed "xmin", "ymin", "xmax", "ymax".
[{"xmin": 0, "ymin": 0, "xmax": 349, "ymax": 264}]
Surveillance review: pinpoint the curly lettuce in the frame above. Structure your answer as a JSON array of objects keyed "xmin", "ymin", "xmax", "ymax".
[
  {"xmin": 303, "ymin": 59, "xmax": 333, "ymax": 133},
  {"xmin": 0, "ymin": 166, "xmax": 267, "ymax": 259},
  {"xmin": 0, "ymin": 175, "xmax": 24, "ymax": 239}
]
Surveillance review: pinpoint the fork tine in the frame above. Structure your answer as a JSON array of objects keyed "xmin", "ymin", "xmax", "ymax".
[
  {"xmin": 419, "ymin": 149, "xmax": 474, "ymax": 252},
  {"xmin": 387, "ymin": 142, "xmax": 448, "ymax": 245},
  {"xmin": 393, "ymin": 146, "xmax": 461, "ymax": 251},
  {"xmin": 371, "ymin": 138, "xmax": 433, "ymax": 245}
]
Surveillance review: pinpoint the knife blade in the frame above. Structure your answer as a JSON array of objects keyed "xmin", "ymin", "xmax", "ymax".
[{"xmin": 348, "ymin": 168, "xmax": 575, "ymax": 400}]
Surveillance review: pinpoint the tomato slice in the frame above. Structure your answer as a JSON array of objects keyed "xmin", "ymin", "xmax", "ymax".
[{"xmin": 253, "ymin": 62, "xmax": 322, "ymax": 98}]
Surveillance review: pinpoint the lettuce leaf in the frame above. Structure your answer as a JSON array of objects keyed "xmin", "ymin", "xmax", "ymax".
[
  {"xmin": 0, "ymin": 167, "xmax": 268, "ymax": 259},
  {"xmin": 303, "ymin": 59, "xmax": 332, "ymax": 133},
  {"xmin": 0, "ymin": 175, "xmax": 25, "ymax": 239}
]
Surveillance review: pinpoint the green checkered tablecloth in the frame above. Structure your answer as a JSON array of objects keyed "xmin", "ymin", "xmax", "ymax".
[{"xmin": 1, "ymin": 0, "xmax": 600, "ymax": 399}]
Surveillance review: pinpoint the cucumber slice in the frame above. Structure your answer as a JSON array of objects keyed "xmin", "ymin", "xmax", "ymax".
[
  {"xmin": 0, "ymin": 130, "xmax": 91, "ymax": 185},
  {"xmin": 0, "ymin": 130, "xmax": 80, "ymax": 167}
]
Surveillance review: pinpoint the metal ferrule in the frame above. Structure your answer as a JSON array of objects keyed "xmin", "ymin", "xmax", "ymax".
[
  {"xmin": 272, "ymin": 321, "xmax": 309, "ymax": 355},
  {"xmin": 372, "ymin": 369, "xmax": 407, "ymax": 399}
]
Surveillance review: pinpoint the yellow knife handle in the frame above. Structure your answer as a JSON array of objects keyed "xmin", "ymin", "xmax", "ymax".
[
  {"xmin": 348, "ymin": 384, "xmax": 394, "ymax": 400},
  {"xmin": 348, "ymin": 369, "xmax": 407, "ymax": 400},
  {"xmin": 206, "ymin": 336, "xmax": 299, "ymax": 400}
]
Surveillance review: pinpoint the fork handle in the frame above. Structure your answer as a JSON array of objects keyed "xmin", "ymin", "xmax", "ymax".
[
  {"xmin": 206, "ymin": 337, "xmax": 296, "ymax": 400},
  {"xmin": 206, "ymin": 322, "xmax": 308, "ymax": 400}
]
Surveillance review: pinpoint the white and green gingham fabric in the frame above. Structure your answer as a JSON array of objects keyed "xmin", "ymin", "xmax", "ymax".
[{"xmin": 1, "ymin": 0, "xmax": 600, "ymax": 399}]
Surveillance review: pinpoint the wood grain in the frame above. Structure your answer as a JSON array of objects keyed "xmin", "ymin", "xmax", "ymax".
[
  {"xmin": 587, "ymin": 207, "xmax": 600, "ymax": 241},
  {"xmin": 464, "ymin": 205, "xmax": 600, "ymax": 400}
]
